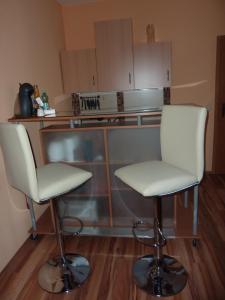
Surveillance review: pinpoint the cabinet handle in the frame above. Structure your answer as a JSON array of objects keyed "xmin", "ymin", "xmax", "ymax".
[
  {"xmin": 92, "ymin": 75, "xmax": 95, "ymax": 86},
  {"xmin": 167, "ymin": 70, "xmax": 170, "ymax": 82},
  {"xmin": 129, "ymin": 72, "xmax": 131, "ymax": 84}
]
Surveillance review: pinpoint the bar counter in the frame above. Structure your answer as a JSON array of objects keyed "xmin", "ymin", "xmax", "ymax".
[
  {"xmin": 8, "ymin": 109, "xmax": 161, "ymax": 127},
  {"xmin": 8, "ymin": 110, "xmax": 195, "ymax": 239}
]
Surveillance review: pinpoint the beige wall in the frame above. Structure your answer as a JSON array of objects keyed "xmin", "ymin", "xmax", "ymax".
[
  {"xmin": 0, "ymin": 0, "xmax": 64, "ymax": 271},
  {"xmin": 62, "ymin": 0, "xmax": 225, "ymax": 171}
]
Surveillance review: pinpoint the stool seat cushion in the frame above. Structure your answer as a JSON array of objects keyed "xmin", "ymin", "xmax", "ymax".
[
  {"xmin": 115, "ymin": 160, "xmax": 197, "ymax": 196},
  {"xmin": 36, "ymin": 163, "xmax": 92, "ymax": 202}
]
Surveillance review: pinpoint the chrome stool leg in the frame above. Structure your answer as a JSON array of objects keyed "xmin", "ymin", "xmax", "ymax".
[
  {"xmin": 27, "ymin": 196, "xmax": 38, "ymax": 240},
  {"xmin": 38, "ymin": 200, "xmax": 91, "ymax": 293},
  {"xmin": 132, "ymin": 197, "xmax": 188, "ymax": 297},
  {"xmin": 192, "ymin": 185, "xmax": 200, "ymax": 247}
]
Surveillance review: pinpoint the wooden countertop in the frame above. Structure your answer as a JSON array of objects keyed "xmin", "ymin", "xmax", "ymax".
[{"xmin": 8, "ymin": 110, "xmax": 161, "ymax": 123}]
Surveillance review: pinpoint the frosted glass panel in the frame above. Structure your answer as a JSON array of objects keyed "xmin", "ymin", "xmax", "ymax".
[
  {"xmin": 42, "ymin": 130, "xmax": 105, "ymax": 163},
  {"xmin": 58, "ymin": 196, "xmax": 109, "ymax": 226},
  {"xmin": 70, "ymin": 164, "xmax": 108, "ymax": 195},
  {"xmin": 108, "ymin": 127, "xmax": 161, "ymax": 163},
  {"xmin": 111, "ymin": 190, "xmax": 174, "ymax": 228}
]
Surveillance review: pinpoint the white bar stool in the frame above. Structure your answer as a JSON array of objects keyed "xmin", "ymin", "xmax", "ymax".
[
  {"xmin": 115, "ymin": 105, "xmax": 207, "ymax": 297},
  {"xmin": 0, "ymin": 123, "xmax": 92, "ymax": 293}
]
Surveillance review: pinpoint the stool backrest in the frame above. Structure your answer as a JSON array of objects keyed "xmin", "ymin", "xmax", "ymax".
[
  {"xmin": 0, "ymin": 123, "xmax": 39, "ymax": 201},
  {"xmin": 160, "ymin": 105, "xmax": 207, "ymax": 182}
]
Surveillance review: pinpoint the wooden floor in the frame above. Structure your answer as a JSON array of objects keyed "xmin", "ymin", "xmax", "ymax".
[{"xmin": 0, "ymin": 174, "xmax": 225, "ymax": 300}]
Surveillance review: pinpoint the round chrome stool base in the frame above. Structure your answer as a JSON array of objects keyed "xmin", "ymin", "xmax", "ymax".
[
  {"xmin": 38, "ymin": 254, "xmax": 91, "ymax": 293},
  {"xmin": 133, "ymin": 254, "xmax": 188, "ymax": 297}
]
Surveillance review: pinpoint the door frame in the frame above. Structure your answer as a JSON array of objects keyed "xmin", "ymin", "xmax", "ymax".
[{"xmin": 212, "ymin": 35, "xmax": 225, "ymax": 173}]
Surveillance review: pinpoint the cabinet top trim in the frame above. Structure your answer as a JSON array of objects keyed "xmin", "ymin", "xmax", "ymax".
[{"xmin": 9, "ymin": 110, "xmax": 161, "ymax": 123}]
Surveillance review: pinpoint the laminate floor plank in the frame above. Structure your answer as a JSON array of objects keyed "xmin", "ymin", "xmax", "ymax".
[{"xmin": 0, "ymin": 174, "xmax": 225, "ymax": 300}]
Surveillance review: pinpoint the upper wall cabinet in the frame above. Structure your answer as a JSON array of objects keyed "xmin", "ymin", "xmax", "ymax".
[
  {"xmin": 95, "ymin": 19, "xmax": 134, "ymax": 91},
  {"xmin": 61, "ymin": 48, "xmax": 98, "ymax": 93},
  {"xmin": 134, "ymin": 42, "xmax": 171, "ymax": 89}
]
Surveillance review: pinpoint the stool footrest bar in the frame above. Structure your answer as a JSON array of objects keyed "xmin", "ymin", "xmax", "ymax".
[
  {"xmin": 61, "ymin": 216, "xmax": 84, "ymax": 236},
  {"xmin": 132, "ymin": 220, "xmax": 166, "ymax": 248}
]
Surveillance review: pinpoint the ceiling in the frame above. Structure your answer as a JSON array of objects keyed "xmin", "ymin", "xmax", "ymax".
[{"xmin": 57, "ymin": 0, "xmax": 98, "ymax": 5}]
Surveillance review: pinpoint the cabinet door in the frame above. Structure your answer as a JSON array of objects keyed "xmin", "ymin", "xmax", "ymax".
[
  {"xmin": 61, "ymin": 50, "xmax": 79, "ymax": 93},
  {"xmin": 61, "ymin": 49, "xmax": 98, "ymax": 93},
  {"xmin": 41, "ymin": 129, "xmax": 110, "ymax": 226},
  {"xmin": 134, "ymin": 42, "xmax": 171, "ymax": 88},
  {"xmin": 95, "ymin": 19, "xmax": 134, "ymax": 91}
]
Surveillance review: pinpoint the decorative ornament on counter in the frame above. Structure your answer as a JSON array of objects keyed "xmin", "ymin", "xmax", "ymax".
[
  {"xmin": 41, "ymin": 91, "xmax": 49, "ymax": 110},
  {"xmin": 117, "ymin": 92, "xmax": 125, "ymax": 125},
  {"xmin": 117, "ymin": 92, "xmax": 124, "ymax": 112},
  {"xmin": 72, "ymin": 93, "xmax": 80, "ymax": 115},
  {"xmin": 34, "ymin": 87, "xmax": 55, "ymax": 117},
  {"xmin": 32, "ymin": 84, "xmax": 40, "ymax": 115},
  {"xmin": 19, "ymin": 83, "xmax": 34, "ymax": 117},
  {"xmin": 18, "ymin": 83, "xmax": 56, "ymax": 118}
]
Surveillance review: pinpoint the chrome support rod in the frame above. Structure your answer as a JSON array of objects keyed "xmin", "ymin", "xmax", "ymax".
[
  {"xmin": 193, "ymin": 185, "xmax": 199, "ymax": 235},
  {"xmin": 52, "ymin": 199, "xmax": 66, "ymax": 263},
  {"xmin": 132, "ymin": 197, "xmax": 187, "ymax": 297},
  {"xmin": 27, "ymin": 197, "xmax": 37, "ymax": 238},
  {"xmin": 38, "ymin": 200, "xmax": 91, "ymax": 293},
  {"xmin": 184, "ymin": 190, "xmax": 189, "ymax": 208},
  {"xmin": 154, "ymin": 197, "xmax": 163, "ymax": 261}
]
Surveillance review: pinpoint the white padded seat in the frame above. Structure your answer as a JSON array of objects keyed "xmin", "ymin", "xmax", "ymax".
[
  {"xmin": 115, "ymin": 105, "xmax": 207, "ymax": 197},
  {"xmin": 115, "ymin": 160, "xmax": 197, "ymax": 197},
  {"xmin": 37, "ymin": 163, "xmax": 91, "ymax": 202},
  {"xmin": 0, "ymin": 123, "xmax": 92, "ymax": 204}
]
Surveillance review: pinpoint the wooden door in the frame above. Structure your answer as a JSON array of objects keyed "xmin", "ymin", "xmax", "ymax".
[
  {"xmin": 134, "ymin": 42, "xmax": 171, "ymax": 89},
  {"xmin": 95, "ymin": 18, "xmax": 134, "ymax": 91},
  {"xmin": 213, "ymin": 35, "xmax": 225, "ymax": 173},
  {"xmin": 61, "ymin": 49, "xmax": 98, "ymax": 93}
]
